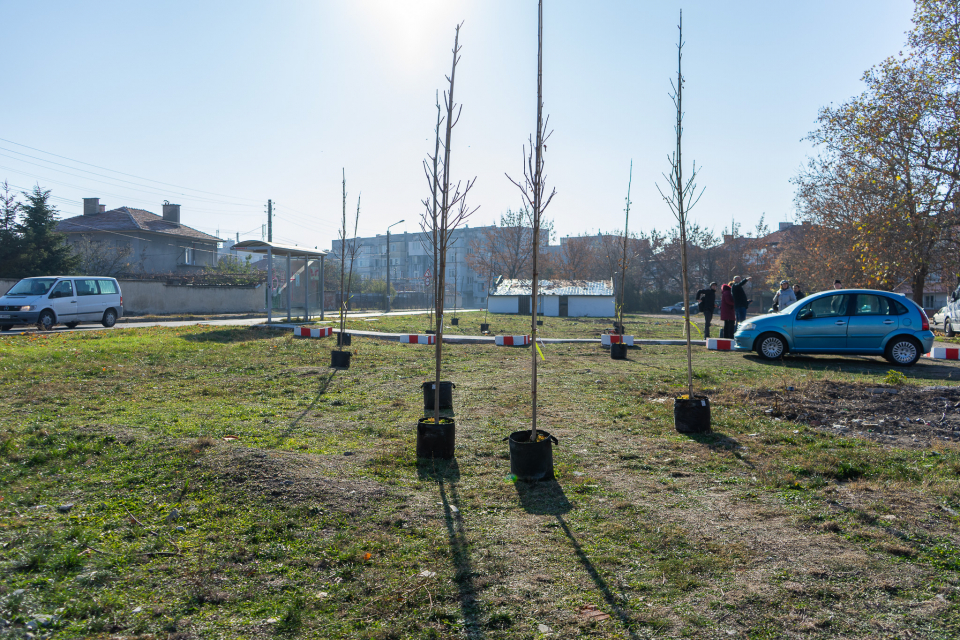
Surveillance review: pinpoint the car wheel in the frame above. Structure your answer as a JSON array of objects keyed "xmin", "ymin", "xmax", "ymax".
[
  {"xmin": 37, "ymin": 310, "xmax": 55, "ymax": 331},
  {"xmin": 756, "ymin": 332, "xmax": 787, "ymax": 360},
  {"xmin": 885, "ymin": 337, "xmax": 921, "ymax": 366},
  {"xmin": 102, "ymin": 309, "xmax": 117, "ymax": 328},
  {"xmin": 0, "ymin": 325, "xmax": 13, "ymax": 332},
  {"xmin": 65, "ymin": 322, "xmax": 80, "ymax": 329},
  {"xmin": 946, "ymin": 319, "xmax": 955, "ymax": 337}
]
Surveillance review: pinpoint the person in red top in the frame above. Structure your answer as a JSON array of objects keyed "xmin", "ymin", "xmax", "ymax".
[{"xmin": 720, "ymin": 282, "xmax": 736, "ymax": 339}]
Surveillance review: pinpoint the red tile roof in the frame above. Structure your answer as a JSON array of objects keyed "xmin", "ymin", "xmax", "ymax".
[{"xmin": 57, "ymin": 207, "xmax": 221, "ymax": 242}]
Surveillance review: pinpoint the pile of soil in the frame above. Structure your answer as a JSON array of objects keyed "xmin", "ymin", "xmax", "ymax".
[{"xmin": 744, "ymin": 381, "xmax": 960, "ymax": 448}]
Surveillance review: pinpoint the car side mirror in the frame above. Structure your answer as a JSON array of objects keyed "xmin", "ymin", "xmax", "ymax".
[
  {"xmin": 798, "ymin": 308, "xmax": 813, "ymax": 320},
  {"xmin": 49, "ymin": 291, "xmax": 60, "ymax": 299}
]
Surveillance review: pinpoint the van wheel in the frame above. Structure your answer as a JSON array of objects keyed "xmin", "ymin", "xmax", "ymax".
[
  {"xmin": 946, "ymin": 319, "xmax": 955, "ymax": 337},
  {"xmin": 37, "ymin": 310, "xmax": 55, "ymax": 331},
  {"xmin": 65, "ymin": 322, "xmax": 80, "ymax": 329},
  {"xmin": 102, "ymin": 309, "xmax": 118, "ymax": 328},
  {"xmin": 884, "ymin": 336, "xmax": 921, "ymax": 366},
  {"xmin": 0, "ymin": 325, "xmax": 12, "ymax": 332}
]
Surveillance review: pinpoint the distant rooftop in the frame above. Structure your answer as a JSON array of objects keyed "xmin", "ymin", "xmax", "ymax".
[
  {"xmin": 490, "ymin": 279, "xmax": 614, "ymax": 297},
  {"xmin": 57, "ymin": 206, "xmax": 221, "ymax": 242}
]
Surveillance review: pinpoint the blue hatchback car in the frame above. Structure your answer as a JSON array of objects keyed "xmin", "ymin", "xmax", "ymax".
[{"xmin": 733, "ymin": 289, "xmax": 934, "ymax": 366}]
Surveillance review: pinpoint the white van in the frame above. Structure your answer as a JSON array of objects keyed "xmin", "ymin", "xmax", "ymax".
[{"xmin": 0, "ymin": 276, "xmax": 123, "ymax": 331}]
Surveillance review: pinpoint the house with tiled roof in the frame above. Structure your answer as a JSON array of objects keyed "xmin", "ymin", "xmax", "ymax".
[
  {"xmin": 488, "ymin": 278, "xmax": 615, "ymax": 317},
  {"xmin": 56, "ymin": 198, "xmax": 222, "ymax": 273}
]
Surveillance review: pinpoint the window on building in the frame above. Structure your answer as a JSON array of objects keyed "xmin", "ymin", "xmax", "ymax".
[{"xmin": 183, "ymin": 246, "xmax": 195, "ymax": 265}]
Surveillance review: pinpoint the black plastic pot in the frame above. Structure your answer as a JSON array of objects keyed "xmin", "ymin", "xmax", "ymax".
[
  {"xmin": 674, "ymin": 396, "xmax": 711, "ymax": 433},
  {"xmin": 330, "ymin": 350, "xmax": 351, "ymax": 369},
  {"xmin": 425, "ymin": 330, "xmax": 436, "ymax": 335},
  {"xmin": 537, "ymin": 320, "xmax": 543, "ymax": 326},
  {"xmin": 506, "ymin": 429, "xmax": 558, "ymax": 482},
  {"xmin": 613, "ymin": 321, "xmax": 625, "ymax": 332},
  {"xmin": 337, "ymin": 332, "xmax": 352, "ymax": 347},
  {"xmin": 610, "ymin": 343, "xmax": 628, "ymax": 360},
  {"xmin": 422, "ymin": 381, "xmax": 455, "ymax": 411},
  {"xmin": 480, "ymin": 323, "xmax": 489, "ymax": 332},
  {"xmin": 451, "ymin": 318, "xmax": 459, "ymax": 326},
  {"xmin": 417, "ymin": 418, "xmax": 455, "ymax": 459}
]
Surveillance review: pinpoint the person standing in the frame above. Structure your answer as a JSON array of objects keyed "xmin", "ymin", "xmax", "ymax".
[
  {"xmin": 833, "ymin": 279, "xmax": 842, "ymax": 289},
  {"xmin": 720, "ymin": 282, "xmax": 736, "ymax": 339},
  {"xmin": 731, "ymin": 275, "xmax": 751, "ymax": 328},
  {"xmin": 793, "ymin": 283, "xmax": 805, "ymax": 300},
  {"xmin": 772, "ymin": 280, "xmax": 796, "ymax": 311},
  {"xmin": 696, "ymin": 282, "xmax": 718, "ymax": 338}
]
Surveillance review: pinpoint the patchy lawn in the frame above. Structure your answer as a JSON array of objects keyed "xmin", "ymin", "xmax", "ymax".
[{"xmin": 1, "ymin": 325, "xmax": 959, "ymax": 638}]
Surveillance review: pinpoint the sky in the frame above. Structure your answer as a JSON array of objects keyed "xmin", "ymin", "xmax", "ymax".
[{"xmin": 2, "ymin": 0, "xmax": 916, "ymax": 250}]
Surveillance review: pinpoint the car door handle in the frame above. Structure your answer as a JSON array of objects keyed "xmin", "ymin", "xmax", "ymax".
[
  {"xmin": 835, "ymin": 320, "xmax": 846, "ymax": 325},
  {"xmin": 882, "ymin": 320, "xmax": 895, "ymax": 324},
  {"xmin": 70, "ymin": 300, "xmax": 77, "ymax": 303}
]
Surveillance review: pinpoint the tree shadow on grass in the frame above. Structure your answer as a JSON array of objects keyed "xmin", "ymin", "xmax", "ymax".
[
  {"xmin": 272, "ymin": 370, "xmax": 337, "ymax": 442},
  {"xmin": 679, "ymin": 431, "xmax": 753, "ymax": 468},
  {"xmin": 514, "ymin": 479, "xmax": 572, "ymax": 516},
  {"xmin": 419, "ymin": 458, "xmax": 486, "ymax": 639},
  {"xmin": 555, "ymin": 514, "xmax": 644, "ymax": 640}
]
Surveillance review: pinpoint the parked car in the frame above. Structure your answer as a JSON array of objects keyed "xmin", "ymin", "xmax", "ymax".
[
  {"xmin": 661, "ymin": 301, "xmax": 685, "ymax": 314},
  {"xmin": 733, "ymin": 289, "xmax": 933, "ymax": 366},
  {"xmin": 932, "ymin": 306, "xmax": 949, "ymax": 333},
  {"xmin": 0, "ymin": 276, "xmax": 123, "ymax": 331}
]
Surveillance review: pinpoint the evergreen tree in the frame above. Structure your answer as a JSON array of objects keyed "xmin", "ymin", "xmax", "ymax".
[
  {"xmin": 14, "ymin": 186, "xmax": 78, "ymax": 277},
  {"xmin": 0, "ymin": 182, "xmax": 22, "ymax": 278}
]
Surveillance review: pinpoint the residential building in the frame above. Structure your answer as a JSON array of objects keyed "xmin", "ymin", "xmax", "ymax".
[
  {"xmin": 488, "ymin": 279, "xmax": 615, "ymax": 317},
  {"xmin": 57, "ymin": 198, "xmax": 222, "ymax": 273}
]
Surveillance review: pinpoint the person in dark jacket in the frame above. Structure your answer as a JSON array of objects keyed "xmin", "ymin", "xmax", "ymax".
[
  {"xmin": 720, "ymin": 282, "xmax": 736, "ymax": 339},
  {"xmin": 696, "ymin": 282, "xmax": 718, "ymax": 338},
  {"xmin": 731, "ymin": 275, "xmax": 751, "ymax": 327},
  {"xmin": 793, "ymin": 284, "xmax": 805, "ymax": 300}
]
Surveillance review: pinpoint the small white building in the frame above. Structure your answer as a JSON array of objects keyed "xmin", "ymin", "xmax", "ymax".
[{"xmin": 487, "ymin": 279, "xmax": 615, "ymax": 317}]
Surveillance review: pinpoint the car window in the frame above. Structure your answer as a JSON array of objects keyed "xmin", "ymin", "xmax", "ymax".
[
  {"xmin": 76, "ymin": 279, "xmax": 99, "ymax": 296},
  {"xmin": 51, "ymin": 280, "xmax": 74, "ymax": 297},
  {"xmin": 7, "ymin": 278, "xmax": 57, "ymax": 296},
  {"xmin": 798, "ymin": 294, "xmax": 848, "ymax": 319},
  {"xmin": 853, "ymin": 294, "xmax": 896, "ymax": 315},
  {"xmin": 97, "ymin": 279, "xmax": 118, "ymax": 295}
]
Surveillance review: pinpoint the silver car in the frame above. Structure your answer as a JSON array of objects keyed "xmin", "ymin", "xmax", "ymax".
[{"xmin": 733, "ymin": 289, "xmax": 934, "ymax": 366}]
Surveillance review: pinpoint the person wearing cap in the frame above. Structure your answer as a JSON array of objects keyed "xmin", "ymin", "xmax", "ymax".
[
  {"xmin": 695, "ymin": 282, "xmax": 718, "ymax": 338},
  {"xmin": 772, "ymin": 279, "xmax": 796, "ymax": 311}
]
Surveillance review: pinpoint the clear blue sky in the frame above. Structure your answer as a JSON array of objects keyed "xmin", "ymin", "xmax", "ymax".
[{"xmin": 2, "ymin": 0, "xmax": 915, "ymax": 249}]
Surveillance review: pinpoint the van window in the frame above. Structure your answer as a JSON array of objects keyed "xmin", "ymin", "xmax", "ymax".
[
  {"xmin": 51, "ymin": 280, "xmax": 74, "ymax": 297},
  {"xmin": 97, "ymin": 279, "xmax": 118, "ymax": 295},
  {"xmin": 76, "ymin": 279, "xmax": 99, "ymax": 296}
]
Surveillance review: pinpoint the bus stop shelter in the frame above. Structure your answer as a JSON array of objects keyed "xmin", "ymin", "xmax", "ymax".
[{"xmin": 232, "ymin": 240, "xmax": 328, "ymax": 324}]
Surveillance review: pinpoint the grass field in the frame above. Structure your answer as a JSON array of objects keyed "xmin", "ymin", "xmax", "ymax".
[
  {"xmin": 1, "ymin": 323, "xmax": 959, "ymax": 638},
  {"xmin": 328, "ymin": 310, "xmax": 698, "ymax": 341}
]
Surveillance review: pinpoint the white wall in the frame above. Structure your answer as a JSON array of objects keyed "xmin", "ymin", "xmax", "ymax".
[
  {"xmin": 489, "ymin": 295, "xmax": 519, "ymax": 314},
  {"xmin": 541, "ymin": 296, "xmax": 560, "ymax": 316},
  {"xmin": 569, "ymin": 296, "xmax": 615, "ymax": 317}
]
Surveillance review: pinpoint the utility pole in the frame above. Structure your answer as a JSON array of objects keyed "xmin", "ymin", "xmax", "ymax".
[{"xmin": 267, "ymin": 199, "xmax": 273, "ymax": 242}]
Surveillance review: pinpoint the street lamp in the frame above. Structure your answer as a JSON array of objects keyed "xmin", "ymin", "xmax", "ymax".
[{"xmin": 386, "ymin": 219, "xmax": 404, "ymax": 312}]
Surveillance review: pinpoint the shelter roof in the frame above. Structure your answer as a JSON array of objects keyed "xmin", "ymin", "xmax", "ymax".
[{"xmin": 232, "ymin": 240, "xmax": 329, "ymax": 258}]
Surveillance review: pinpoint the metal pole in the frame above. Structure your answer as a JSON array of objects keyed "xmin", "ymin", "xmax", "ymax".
[
  {"xmin": 304, "ymin": 258, "xmax": 309, "ymax": 321},
  {"xmin": 267, "ymin": 245, "xmax": 273, "ymax": 324},
  {"xmin": 286, "ymin": 252, "xmax": 291, "ymax": 322},
  {"xmin": 320, "ymin": 255, "xmax": 325, "ymax": 320},
  {"xmin": 386, "ymin": 229, "xmax": 391, "ymax": 313},
  {"xmin": 267, "ymin": 200, "xmax": 273, "ymax": 242}
]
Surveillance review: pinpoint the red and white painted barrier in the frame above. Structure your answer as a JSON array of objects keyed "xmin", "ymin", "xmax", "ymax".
[
  {"xmin": 399, "ymin": 334, "xmax": 436, "ymax": 345},
  {"xmin": 601, "ymin": 334, "xmax": 634, "ymax": 346},
  {"xmin": 496, "ymin": 335, "xmax": 530, "ymax": 346},
  {"xmin": 926, "ymin": 347, "xmax": 960, "ymax": 360},
  {"xmin": 706, "ymin": 338, "xmax": 733, "ymax": 351},
  {"xmin": 293, "ymin": 326, "xmax": 333, "ymax": 339}
]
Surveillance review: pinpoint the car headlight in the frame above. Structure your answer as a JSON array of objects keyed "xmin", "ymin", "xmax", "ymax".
[
  {"xmin": 19, "ymin": 305, "xmax": 35, "ymax": 311},
  {"xmin": 739, "ymin": 322, "xmax": 756, "ymax": 331}
]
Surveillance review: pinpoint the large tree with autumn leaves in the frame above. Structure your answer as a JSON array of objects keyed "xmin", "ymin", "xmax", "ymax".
[{"xmin": 792, "ymin": 0, "xmax": 960, "ymax": 304}]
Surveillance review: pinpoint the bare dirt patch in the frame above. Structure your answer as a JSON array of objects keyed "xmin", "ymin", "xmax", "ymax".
[{"xmin": 742, "ymin": 380, "xmax": 960, "ymax": 448}]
